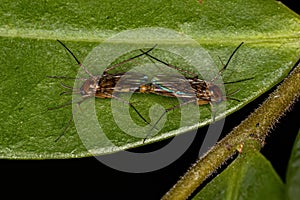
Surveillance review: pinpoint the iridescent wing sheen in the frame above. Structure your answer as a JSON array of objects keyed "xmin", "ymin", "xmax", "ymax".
[
  {"xmin": 103, "ymin": 72, "xmax": 149, "ymax": 93},
  {"xmin": 150, "ymin": 74, "xmax": 198, "ymax": 98}
]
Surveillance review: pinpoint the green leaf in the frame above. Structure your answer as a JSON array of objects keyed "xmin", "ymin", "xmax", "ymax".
[
  {"xmin": 0, "ymin": 0, "xmax": 299, "ymax": 158},
  {"xmin": 192, "ymin": 150, "xmax": 285, "ymax": 200},
  {"xmin": 286, "ymin": 129, "xmax": 300, "ymax": 200}
]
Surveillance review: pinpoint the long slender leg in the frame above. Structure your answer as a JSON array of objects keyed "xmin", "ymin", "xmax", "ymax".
[
  {"xmin": 53, "ymin": 93, "xmax": 152, "ymax": 141},
  {"xmin": 210, "ymin": 102, "xmax": 217, "ymax": 122},
  {"xmin": 140, "ymin": 49, "xmax": 198, "ymax": 77},
  {"xmin": 53, "ymin": 97, "xmax": 91, "ymax": 141},
  {"xmin": 46, "ymin": 76, "xmax": 87, "ymax": 81},
  {"xmin": 140, "ymin": 43, "xmax": 244, "ymax": 82},
  {"xmin": 223, "ymin": 77, "xmax": 254, "ymax": 84},
  {"xmin": 222, "ymin": 89, "xmax": 241, "ymax": 102},
  {"xmin": 48, "ymin": 100, "xmax": 75, "ymax": 110},
  {"xmin": 54, "ymin": 113, "xmax": 74, "ymax": 142},
  {"xmin": 108, "ymin": 93, "xmax": 152, "ymax": 127},
  {"xmin": 104, "ymin": 45, "xmax": 157, "ymax": 73},
  {"xmin": 143, "ymin": 98, "xmax": 197, "ymax": 142},
  {"xmin": 48, "ymin": 97, "xmax": 89, "ymax": 110}
]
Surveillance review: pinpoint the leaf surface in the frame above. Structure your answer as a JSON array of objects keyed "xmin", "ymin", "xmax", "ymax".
[{"xmin": 0, "ymin": 0, "xmax": 299, "ymax": 158}]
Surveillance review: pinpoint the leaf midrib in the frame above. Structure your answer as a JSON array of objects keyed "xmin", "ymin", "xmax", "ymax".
[{"xmin": 0, "ymin": 27, "xmax": 299, "ymax": 44}]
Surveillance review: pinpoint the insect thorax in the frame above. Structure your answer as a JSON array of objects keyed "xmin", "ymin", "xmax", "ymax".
[
  {"xmin": 190, "ymin": 79, "xmax": 224, "ymax": 104},
  {"xmin": 80, "ymin": 76, "xmax": 101, "ymax": 98}
]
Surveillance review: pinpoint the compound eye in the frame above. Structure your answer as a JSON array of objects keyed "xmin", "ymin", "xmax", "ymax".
[{"xmin": 209, "ymin": 85, "xmax": 224, "ymax": 103}]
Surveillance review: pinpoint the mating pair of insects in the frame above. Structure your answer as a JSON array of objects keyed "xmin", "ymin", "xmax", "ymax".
[{"xmin": 49, "ymin": 40, "xmax": 246, "ymax": 141}]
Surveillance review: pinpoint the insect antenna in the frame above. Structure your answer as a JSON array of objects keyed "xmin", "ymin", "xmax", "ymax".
[
  {"xmin": 57, "ymin": 40, "xmax": 96, "ymax": 79},
  {"xmin": 210, "ymin": 42, "xmax": 244, "ymax": 82}
]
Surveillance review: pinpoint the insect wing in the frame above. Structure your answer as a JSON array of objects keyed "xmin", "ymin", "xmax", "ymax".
[
  {"xmin": 151, "ymin": 74, "xmax": 196, "ymax": 98},
  {"xmin": 111, "ymin": 72, "xmax": 149, "ymax": 93}
]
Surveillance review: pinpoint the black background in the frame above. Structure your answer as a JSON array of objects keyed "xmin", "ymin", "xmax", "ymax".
[{"xmin": 1, "ymin": 1, "xmax": 299, "ymax": 199}]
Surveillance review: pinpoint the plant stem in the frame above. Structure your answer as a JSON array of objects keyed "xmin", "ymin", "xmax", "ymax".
[{"xmin": 161, "ymin": 61, "xmax": 300, "ymax": 200}]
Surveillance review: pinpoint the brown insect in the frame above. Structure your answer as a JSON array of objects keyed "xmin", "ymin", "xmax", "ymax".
[
  {"xmin": 48, "ymin": 40, "xmax": 155, "ymax": 141},
  {"xmin": 138, "ymin": 42, "xmax": 252, "ymax": 135}
]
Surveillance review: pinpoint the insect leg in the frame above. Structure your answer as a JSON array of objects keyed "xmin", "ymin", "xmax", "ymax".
[
  {"xmin": 223, "ymin": 77, "xmax": 254, "ymax": 85},
  {"xmin": 143, "ymin": 98, "xmax": 197, "ymax": 142},
  {"xmin": 103, "ymin": 45, "xmax": 158, "ymax": 74},
  {"xmin": 210, "ymin": 102, "xmax": 217, "ymax": 122},
  {"xmin": 54, "ymin": 113, "xmax": 74, "ymax": 142},
  {"xmin": 108, "ymin": 93, "xmax": 152, "ymax": 127},
  {"xmin": 48, "ymin": 100, "xmax": 74, "ymax": 110},
  {"xmin": 140, "ymin": 49, "xmax": 198, "ymax": 77},
  {"xmin": 47, "ymin": 97, "xmax": 88, "ymax": 110},
  {"xmin": 53, "ymin": 97, "xmax": 91, "ymax": 141},
  {"xmin": 223, "ymin": 89, "xmax": 241, "ymax": 102},
  {"xmin": 46, "ymin": 76, "xmax": 87, "ymax": 81}
]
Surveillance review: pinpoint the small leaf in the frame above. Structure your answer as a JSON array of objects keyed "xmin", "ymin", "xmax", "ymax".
[
  {"xmin": 286, "ymin": 129, "xmax": 300, "ymax": 200},
  {"xmin": 192, "ymin": 150, "xmax": 285, "ymax": 200}
]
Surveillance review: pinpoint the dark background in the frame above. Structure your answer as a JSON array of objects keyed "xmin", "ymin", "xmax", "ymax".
[{"xmin": 1, "ymin": 1, "xmax": 299, "ymax": 199}]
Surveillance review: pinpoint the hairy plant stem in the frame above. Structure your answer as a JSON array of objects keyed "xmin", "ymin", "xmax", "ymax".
[{"xmin": 162, "ymin": 61, "xmax": 300, "ymax": 200}]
